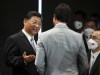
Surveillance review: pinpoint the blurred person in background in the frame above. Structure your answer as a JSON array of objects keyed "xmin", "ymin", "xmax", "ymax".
[
  {"xmin": 82, "ymin": 19, "xmax": 97, "ymax": 59},
  {"xmin": 89, "ymin": 13, "xmax": 100, "ymax": 30},
  {"xmin": 87, "ymin": 30, "xmax": 100, "ymax": 75},
  {"xmin": 73, "ymin": 10, "xmax": 87, "ymax": 33}
]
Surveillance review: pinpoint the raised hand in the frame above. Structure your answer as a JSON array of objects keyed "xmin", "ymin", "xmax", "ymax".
[{"xmin": 23, "ymin": 52, "xmax": 36, "ymax": 62}]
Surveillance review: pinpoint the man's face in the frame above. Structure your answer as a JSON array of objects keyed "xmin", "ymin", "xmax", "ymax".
[
  {"xmin": 84, "ymin": 21, "xmax": 96, "ymax": 30},
  {"xmin": 24, "ymin": 16, "xmax": 41, "ymax": 36},
  {"xmin": 91, "ymin": 31, "xmax": 100, "ymax": 43}
]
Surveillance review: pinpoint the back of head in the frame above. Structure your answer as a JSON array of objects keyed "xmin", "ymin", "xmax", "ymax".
[{"xmin": 53, "ymin": 3, "xmax": 72, "ymax": 23}]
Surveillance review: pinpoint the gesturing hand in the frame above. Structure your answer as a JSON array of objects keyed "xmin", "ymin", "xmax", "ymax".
[{"xmin": 23, "ymin": 52, "xmax": 36, "ymax": 62}]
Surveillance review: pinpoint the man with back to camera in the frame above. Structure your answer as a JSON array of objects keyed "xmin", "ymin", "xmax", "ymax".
[
  {"xmin": 35, "ymin": 3, "xmax": 88, "ymax": 75},
  {"xmin": 4, "ymin": 11, "xmax": 41, "ymax": 75}
]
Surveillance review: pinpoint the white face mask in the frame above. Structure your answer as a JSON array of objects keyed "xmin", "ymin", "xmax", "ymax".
[
  {"xmin": 88, "ymin": 39, "xmax": 98, "ymax": 50},
  {"xmin": 84, "ymin": 28, "xmax": 95, "ymax": 39},
  {"xmin": 74, "ymin": 21, "xmax": 83, "ymax": 29}
]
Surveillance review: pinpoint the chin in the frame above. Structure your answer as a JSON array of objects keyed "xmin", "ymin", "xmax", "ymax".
[{"xmin": 33, "ymin": 32, "xmax": 38, "ymax": 35}]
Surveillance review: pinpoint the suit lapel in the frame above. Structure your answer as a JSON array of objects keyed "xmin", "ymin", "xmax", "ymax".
[
  {"xmin": 82, "ymin": 34, "xmax": 89, "ymax": 53},
  {"xmin": 18, "ymin": 31, "xmax": 36, "ymax": 55},
  {"xmin": 90, "ymin": 53, "xmax": 100, "ymax": 75}
]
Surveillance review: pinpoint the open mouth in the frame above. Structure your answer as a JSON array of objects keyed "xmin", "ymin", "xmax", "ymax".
[{"xmin": 32, "ymin": 28, "xmax": 38, "ymax": 32}]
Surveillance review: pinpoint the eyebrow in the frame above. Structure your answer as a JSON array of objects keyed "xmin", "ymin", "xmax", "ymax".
[
  {"xmin": 91, "ymin": 35, "xmax": 97, "ymax": 38},
  {"xmin": 31, "ymin": 20, "xmax": 37, "ymax": 22}
]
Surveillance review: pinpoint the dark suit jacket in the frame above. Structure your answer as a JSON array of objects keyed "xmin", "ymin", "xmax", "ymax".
[
  {"xmin": 90, "ymin": 53, "xmax": 100, "ymax": 75},
  {"xmin": 4, "ymin": 31, "xmax": 39, "ymax": 75},
  {"xmin": 82, "ymin": 34, "xmax": 90, "ymax": 63},
  {"xmin": 82, "ymin": 34, "xmax": 89, "ymax": 54}
]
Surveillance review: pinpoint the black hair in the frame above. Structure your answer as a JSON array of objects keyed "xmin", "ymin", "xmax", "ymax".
[
  {"xmin": 53, "ymin": 3, "xmax": 72, "ymax": 23},
  {"xmin": 25, "ymin": 11, "xmax": 41, "ymax": 20},
  {"xmin": 83, "ymin": 19, "xmax": 97, "ymax": 26},
  {"xmin": 74, "ymin": 10, "xmax": 87, "ymax": 19}
]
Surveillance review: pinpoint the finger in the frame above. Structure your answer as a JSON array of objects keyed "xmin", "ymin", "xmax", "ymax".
[
  {"xmin": 31, "ymin": 55, "xmax": 36, "ymax": 59},
  {"xmin": 23, "ymin": 52, "xmax": 26, "ymax": 56},
  {"xmin": 28, "ymin": 55, "xmax": 35, "ymax": 59}
]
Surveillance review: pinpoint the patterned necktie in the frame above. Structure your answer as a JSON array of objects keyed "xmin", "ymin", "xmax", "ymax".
[{"xmin": 30, "ymin": 38, "xmax": 36, "ymax": 51}]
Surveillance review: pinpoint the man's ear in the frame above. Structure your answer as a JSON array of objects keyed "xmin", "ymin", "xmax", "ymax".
[{"xmin": 23, "ymin": 18, "xmax": 27, "ymax": 25}]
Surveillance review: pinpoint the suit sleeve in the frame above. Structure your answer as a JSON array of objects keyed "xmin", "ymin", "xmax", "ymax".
[
  {"xmin": 4, "ymin": 37, "xmax": 26, "ymax": 68},
  {"xmin": 77, "ymin": 35, "xmax": 88, "ymax": 75},
  {"xmin": 35, "ymin": 38, "xmax": 46, "ymax": 75}
]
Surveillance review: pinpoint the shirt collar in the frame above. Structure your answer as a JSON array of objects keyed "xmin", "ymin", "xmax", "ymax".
[
  {"xmin": 22, "ymin": 29, "xmax": 34, "ymax": 42},
  {"xmin": 54, "ymin": 22, "xmax": 69, "ymax": 28},
  {"xmin": 55, "ymin": 22, "xmax": 66, "ymax": 26},
  {"xmin": 91, "ymin": 51, "xmax": 100, "ymax": 59}
]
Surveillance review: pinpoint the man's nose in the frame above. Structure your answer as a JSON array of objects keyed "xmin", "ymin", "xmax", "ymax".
[{"xmin": 35, "ymin": 24, "xmax": 39, "ymax": 28}]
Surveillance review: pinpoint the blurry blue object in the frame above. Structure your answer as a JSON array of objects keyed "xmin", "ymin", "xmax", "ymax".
[{"xmin": 97, "ymin": 23, "xmax": 100, "ymax": 30}]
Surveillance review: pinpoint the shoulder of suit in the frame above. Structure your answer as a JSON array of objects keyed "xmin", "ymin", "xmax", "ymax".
[
  {"xmin": 8, "ymin": 31, "xmax": 22, "ymax": 39},
  {"xmin": 69, "ymin": 29, "xmax": 82, "ymax": 36},
  {"xmin": 40, "ymin": 29, "xmax": 54, "ymax": 36}
]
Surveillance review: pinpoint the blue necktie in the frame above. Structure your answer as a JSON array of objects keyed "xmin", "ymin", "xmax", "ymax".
[{"xmin": 30, "ymin": 38, "xmax": 36, "ymax": 51}]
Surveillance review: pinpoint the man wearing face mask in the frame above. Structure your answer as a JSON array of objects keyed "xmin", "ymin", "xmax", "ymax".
[
  {"xmin": 89, "ymin": 13, "xmax": 100, "ymax": 30},
  {"xmin": 82, "ymin": 19, "xmax": 97, "ymax": 55},
  {"xmin": 73, "ymin": 10, "xmax": 87, "ymax": 33},
  {"xmin": 87, "ymin": 30, "xmax": 100, "ymax": 75}
]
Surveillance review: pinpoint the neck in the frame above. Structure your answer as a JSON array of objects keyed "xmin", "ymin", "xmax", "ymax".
[
  {"xmin": 55, "ymin": 21, "xmax": 66, "ymax": 26},
  {"xmin": 54, "ymin": 21, "xmax": 60, "ymax": 25},
  {"xmin": 23, "ymin": 28, "xmax": 35, "ymax": 37}
]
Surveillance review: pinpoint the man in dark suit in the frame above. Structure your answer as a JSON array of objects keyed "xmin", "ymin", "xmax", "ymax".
[
  {"xmin": 82, "ymin": 19, "xmax": 97, "ymax": 60},
  {"xmin": 4, "ymin": 11, "xmax": 42, "ymax": 75},
  {"xmin": 87, "ymin": 30, "xmax": 100, "ymax": 75}
]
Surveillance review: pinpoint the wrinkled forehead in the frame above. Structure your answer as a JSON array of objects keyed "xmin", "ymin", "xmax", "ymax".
[{"xmin": 91, "ymin": 31, "xmax": 100, "ymax": 39}]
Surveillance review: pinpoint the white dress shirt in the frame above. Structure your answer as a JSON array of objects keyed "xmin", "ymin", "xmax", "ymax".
[
  {"xmin": 90, "ymin": 51, "xmax": 100, "ymax": 70},
  {"xmin": 22, "ymin": 29, "xmax": 36, "ymax": 51}
]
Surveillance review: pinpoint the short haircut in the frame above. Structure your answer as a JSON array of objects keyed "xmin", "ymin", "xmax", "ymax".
[
  {"xmin": 83, "ymin": 19, "xmax": 97, "ymax": 26},
  {"xmin": 53, "ymin": 3, "xmax": 72, "ymax": 23},
  {"xmin": 25, "ymin": 11, "xmax": 41, "ymax": 20},
  {"xmin": 74, "ymin": 10, "xmax": 87, "ymax": 19}
]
